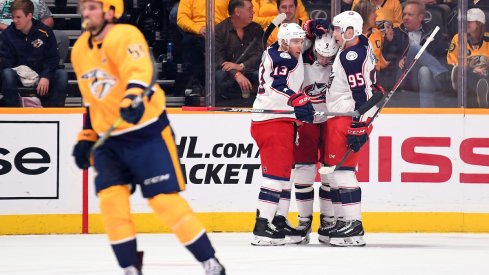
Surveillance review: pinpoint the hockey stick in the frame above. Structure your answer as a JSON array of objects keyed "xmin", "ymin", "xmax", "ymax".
[
  {"xmin": 318, "ymin": 26, "xmax": 440, "ymax": 175},
  {"xmin": 181, "ymin": 92, "xmax": 382, "ymax": 117},
  {"xmin": 262, "ymin": 13, "xmax": 286, "ymax": 49},
  {"xmin": 91, "ymin": 51, "xmax": 158, "ymax": 152}
]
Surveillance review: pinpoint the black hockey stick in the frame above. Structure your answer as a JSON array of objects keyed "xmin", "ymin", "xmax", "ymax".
[
  {"xmin": 91, "ymin": 51, "xmax": 158, "ymax": 152},
  {"xmin": 318, "ymin": 26, "xmax": 440, "ymax": 175},
  {"xmin": 262, "ymin": 13, "xmax": 286, "ymax": 49},
  {"xmin": 181, "ymin": 93, "xmax": 381, "ymax": 117}
]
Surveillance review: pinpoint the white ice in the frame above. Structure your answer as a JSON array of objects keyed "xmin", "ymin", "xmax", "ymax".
[{"xmin": 1, "ymin": 233, "xmax": 488, "ymax": 275}]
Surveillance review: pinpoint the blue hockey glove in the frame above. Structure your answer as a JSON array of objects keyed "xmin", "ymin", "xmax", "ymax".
[
  {"xmin": 72, "ymin": 129, "xmax": 97, "ymax": 169},
  {"xmin": 303, "ymin": 19, "xmax": 332, "ymax": 39},
  {"xmin": 288, "ymin": 93, "xmax": 315, "ymax": 123},
  {"xmin": 120, "ymin": 91, "xmax": 145, "ymax": 124},
  {"xmin": 347, "ymin": 121, "xmax": 369, "ymax": 152}
]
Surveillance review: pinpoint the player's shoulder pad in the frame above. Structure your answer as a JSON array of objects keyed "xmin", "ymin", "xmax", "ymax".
[
  {"xmin": 339, "ymin": 38, "xmax": 368, "ymax": 71},
  {"xmin": 268, "ymin": 46, "xmax": 299, "ymax": 69}
]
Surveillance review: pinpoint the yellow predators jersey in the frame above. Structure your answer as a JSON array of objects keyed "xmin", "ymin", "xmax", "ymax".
[
  {"xmin": 352, "ymin": 0, "xmax": 403, "ymax": 28},
  {"xmin": 366, "ymin": 28, "xmax": 389, "ymax": 71},
  {"xmin": 71, "ymin": 24, "xmax": 166, "ymax": 136},
  {"xmin": 447, "ymin": 33, "xmax": 489, "ymax": 66}
]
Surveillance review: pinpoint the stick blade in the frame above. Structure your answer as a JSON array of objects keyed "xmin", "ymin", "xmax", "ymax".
[{"xmin": 318, "ymin": 166, "xmax": 335, "ymax": 175}]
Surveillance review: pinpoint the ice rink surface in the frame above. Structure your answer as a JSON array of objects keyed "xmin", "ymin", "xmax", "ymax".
[{"xmin": 1, "ymin": 232, "xmax": 488, "ymax": 275}]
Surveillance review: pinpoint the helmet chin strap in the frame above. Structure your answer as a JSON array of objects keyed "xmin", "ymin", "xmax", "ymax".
[
  {"xmin": 88, "ymin": 19, "xmax": 108, "ymax": 49},
  {"xmin": 340, "ymin": 32, "xmax": 355, "ymax": 49}
]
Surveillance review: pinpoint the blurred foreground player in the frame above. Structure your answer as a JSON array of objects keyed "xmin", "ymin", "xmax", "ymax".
[{"xmin": 70, "ymin": 0, "xmax": 225, "ymax": 274}]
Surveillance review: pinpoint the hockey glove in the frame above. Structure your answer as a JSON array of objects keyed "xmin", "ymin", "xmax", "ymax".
[
  {"xmin": 347, "ymin": 121, "xmax": 369, "ymax": 152},
  {"xmin": 288, "ymin": 93, "xmax": 315, "ymax": 123},
  {"xmin": 303, "ymin": 19, "xmax": 331, "ymax": 39},
  {"xmin": 72, "ymin": 129, "xmax": 98, "ymax": 169},
  {"xmin": 120, "ymin": 90, "xmax": 145, "ymax": 124},
  {"xmin": 371, "ymin": 83, "xmax": 386, "ymax": 95}
]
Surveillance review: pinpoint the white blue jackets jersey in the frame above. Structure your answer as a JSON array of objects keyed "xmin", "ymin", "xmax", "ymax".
[
  {"xmin": 252, "ymin": 42, "xmax": 304, "ymax": 122},
  {"xmin": 326, "ymin": 35, "xmax": 377, "ymax": 121},
  {"xmin": 302, "ymin": 49, "xmax": 333, "ymax": 114}
]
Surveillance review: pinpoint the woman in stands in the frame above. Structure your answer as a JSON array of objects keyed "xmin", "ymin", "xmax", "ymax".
[
  {"xmin": 447, "ymin": 8, "xmax": 489, "ymax": 108},
  {"xmin": 354, "ymin": 0, "xmax": 391, "ymax": 72}
]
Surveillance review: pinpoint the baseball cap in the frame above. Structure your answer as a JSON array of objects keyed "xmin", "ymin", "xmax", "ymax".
[{"xmin": 467, "ymin": 8, "xmax": 485, "ymax": 24}]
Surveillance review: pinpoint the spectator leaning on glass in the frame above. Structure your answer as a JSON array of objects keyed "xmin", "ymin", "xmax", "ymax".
[
  {"xmin": 252, "ymin": 0, "xmax": 308, "ymax": 30},
  {"xmin": 447, "ymin": 8, "xmax": 489, "ymax": 108},
  {"xmin": 267, "ymin": 0, "xmax": 308, "ymax": 46},
  {"xmin": 382, "ymin": 0, "xmax": 450, "ymax": 107},
  {"xmin": 0, "ymin": 0, "xmax": 70, "ymax": 63},
  {"xmin": 0, "ymin": 0, "xmax": 67, "ymax": 107},
  {"xmin": 215, "ymin": 0, "xmax": 264, "ymax": 102}
]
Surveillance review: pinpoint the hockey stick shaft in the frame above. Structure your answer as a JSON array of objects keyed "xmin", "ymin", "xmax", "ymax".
[
  {"xmin": 182, "ymin": 106, "xmax": 363, "ymax": 117},
  {"xmin": 319, "ymin": 26, "xmax": 440, "ymax": 175},
  {"xmin": 262, "ymin": 13, "xmax": 286, "ymax": 48},
  {"xmin": 91, "ymin": 52, "xmax": 158, "ymax": 152}
]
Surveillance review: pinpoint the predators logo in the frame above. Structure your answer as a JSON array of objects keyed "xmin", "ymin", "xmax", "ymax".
[
  {"xmin": 81, "ymin": 69, "xmax": 116, "ymax": 99},
  {"xmin": 303, "ymin": 82, "xmax": 327, "ymax": 103}
]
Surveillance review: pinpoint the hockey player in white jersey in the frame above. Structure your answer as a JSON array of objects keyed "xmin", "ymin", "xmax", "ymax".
[
  {"xmin": 292, "ymin": 23, "xmax": 340, "ymax": 244},
  {"xmin": 250, "ymin": 23, "xmax": 315, "ymax": 246},
  {"xmin": 321, "ymin": 11, "xmax": 384, "ymax": 247}
]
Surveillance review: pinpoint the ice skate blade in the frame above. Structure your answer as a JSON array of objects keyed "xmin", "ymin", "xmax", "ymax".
[
  {"xmin": 318, "ymin": 235, "xmax": 330, "ymax": 245},
  {"xmin": 251, "ymin": 235, "xmax": 285, "ymax": 246},
  {"xmin": 284, "ymin": 234, "xmax": 310, "ymax": 245},
  {"xmin": 329, "ymin": 236, "xmax": 366, "ymax": 247}
]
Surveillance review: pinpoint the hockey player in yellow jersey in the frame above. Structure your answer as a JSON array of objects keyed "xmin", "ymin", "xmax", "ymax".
[{"xmin": 71, "ymin": 0, "xmax": 225, "ymax": 274}]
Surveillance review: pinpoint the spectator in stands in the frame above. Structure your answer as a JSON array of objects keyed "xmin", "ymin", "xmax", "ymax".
[
  {"xmin": 447, "ymin": 8, "xmax": 489, "ymax": 108},
  {"xmin": 354, "ymin": 0, "xmax": 391, "ymax": 71},
  {"xmin": 470, "ymin": 0, "xmax": 489, "ymax": 7},
  {"xmin": 382, "ymin": 0, "xmax": 450, "ymax": 107},
  {"xmin": 252, "ymin": 0, "xmax": 308, "ymax": 30},
  {"xmin": 0, "ymin": 0, "xmax": 67, "ymax": 107},
  {"xmin": 215, "ymin": 0, "xmax": 263, "ymax": 104},
  {"xmin": 351, "ymin": 0, "xmax": 403, "ymax": 28},
  {"xmin": 176, "ymin": 0, "xmax": 228, "ymax": 96},
  {"xmin": 267, "ymin": 0, "xmax": 308, "ymax": 46},
  {"xmin": 0, "ymin": 0, "xmax": 69, "ymax": 63}
]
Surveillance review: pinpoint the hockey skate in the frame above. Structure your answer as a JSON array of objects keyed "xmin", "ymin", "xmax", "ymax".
[
  {"xmin": 329, "ymin": 219, "xmax": 366, "ymax": 247},
  {"xmin": 202, "ymin": 257, "xmax": 226, "ymax": 275},
  {"xmin": 251, "ymin": 217, "xmax": 286, "ymax": 246},
  {"xmin": 123, "ymin": 251, "xmax": 144, "ymax": 275},
  {"xmin": 272, "ymin": 215, "xmax": 308, "ymax": 244},
  {"xmin": 294, "ymin": 216, "xmax": 312, "ymax": 244},
  {"xmin": 317, "ymin": 215, "xmax": 335, "ymax": 244}
]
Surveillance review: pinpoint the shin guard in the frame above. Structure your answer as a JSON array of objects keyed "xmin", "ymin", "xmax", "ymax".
[
  {"xmin": 149, "ymin": 193, "xmax": 215, "ymax": 262},
  {"xmin": 98, "ymin": 185, "xmax": 138, "ymax": 268}
]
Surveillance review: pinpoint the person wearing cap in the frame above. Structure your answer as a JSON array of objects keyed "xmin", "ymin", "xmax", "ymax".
[
  {"xmin": 382, "ymin": 0, "xmax": 451, "ymax": 107},
  {"xmin": 447, "ymin": 8, "xmax": 489, "ymax": 108}
]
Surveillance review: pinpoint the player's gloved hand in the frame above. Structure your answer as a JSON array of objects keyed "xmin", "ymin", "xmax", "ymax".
[
  {"xmin": 347, "ymin": 121, "xmax": 369, "ymax": 152},
  {"xmin": 120, "ymin": 90, "xmax": 145, "ymax": 124},
  {"xmin": 371, "ymin": 83, "xmax": 386, "ymax": 95},
  {"xmin": 287, "ymin": 93, "xmax": 315, "ymax": 123},
  {"xmin": 72, "ymin": 129, "xmax": 98, "ymax": 169},
  {"xmin": 303, "ymin": 19, "xmax": 331, "ymax": 39}
]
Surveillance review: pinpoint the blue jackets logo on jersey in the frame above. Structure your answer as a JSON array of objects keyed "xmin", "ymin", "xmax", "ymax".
[
  {"xmin": 346, "ymin": 51, "xmax": 358, "ymax": 61},
  {"xmin": 81, "ymin": 69, "xmax": 116, "ymax": 99},
  {"xmin": 303, "ymin": 82, "xmax": 327, "ymax": 100}
]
